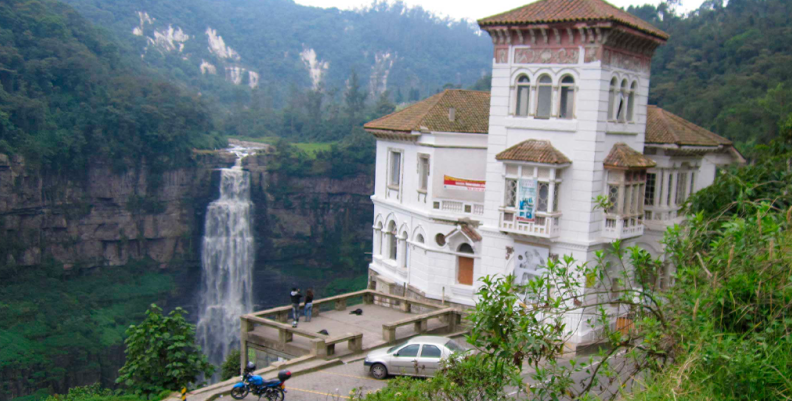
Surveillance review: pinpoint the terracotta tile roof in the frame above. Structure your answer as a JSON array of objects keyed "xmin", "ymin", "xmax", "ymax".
[
  {"xmin": 496, "ymin": 140, "xmax": 571, "ymax": 164},
  {"xmin": 646, "ymin": 106, "xmax": 732, "ymax": 147},
  {"xmin": 478, "ymin": 0, "xmax": 668, "ymax": 40},
  {"xmin": 364, "ymin": 89, "xmax": 490, "ymax": 135},
  {"xmin": 461, "ymin": 224, "xmax": 482, "ymax": 242},
  {"xmin": 604, "ymin": 143, "xmax": 656, "ymax": 169}
]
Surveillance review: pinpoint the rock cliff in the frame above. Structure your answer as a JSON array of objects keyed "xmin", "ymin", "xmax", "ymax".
[{"xmin": 0, "ymin": 151, "xmax": 237, "ymax": 270}]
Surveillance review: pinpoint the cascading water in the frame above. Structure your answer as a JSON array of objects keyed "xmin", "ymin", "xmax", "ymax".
[{"xmin": 196, "ymin": 147, "xmax": 255, "ymax": 368}]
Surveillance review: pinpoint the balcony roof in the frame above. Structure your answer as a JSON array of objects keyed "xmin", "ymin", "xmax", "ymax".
[
  {"xmin": 496, "ymin": 139, "xmax": 571, "ymax": 165},
  {"xmin": 604, "ymin": 143, "xmax": 656, "ymax": 169}
]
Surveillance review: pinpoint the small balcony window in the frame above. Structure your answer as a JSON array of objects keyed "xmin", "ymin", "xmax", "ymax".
[
  {"xmin": 502, "ymin": 165, "xmax": 564, "ymax": 215},
  {"xmin": 605, "ymin": 170, "xmax": 647, "ymax": 217}
]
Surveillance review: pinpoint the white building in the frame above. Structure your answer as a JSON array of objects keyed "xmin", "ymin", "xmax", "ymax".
[{"xmin": 363, "ymin": 0, "xmax": 743, "ymax": 345}]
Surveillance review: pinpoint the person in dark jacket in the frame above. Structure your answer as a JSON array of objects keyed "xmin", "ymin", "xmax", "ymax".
[
  {"xmin": 290, "ymin": 288, "xmax": 302, "ymax": 325},
  {"xmin": 304, "ymin": 289, "xmax": 314, "ymax": 322}
]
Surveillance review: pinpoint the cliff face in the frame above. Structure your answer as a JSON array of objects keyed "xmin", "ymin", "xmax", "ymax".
[
  {"xmin": 0, "ymin": 152, "xmax": 236, "ymax": 269},
  {"xmin": 0, "ymin": 149, "xmax": 374, "ymax": 400},
  {"xmin": 244, "ymin": 152, "xmax": 374, "ymax": 267}
]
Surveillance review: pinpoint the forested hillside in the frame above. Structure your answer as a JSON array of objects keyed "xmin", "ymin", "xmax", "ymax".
[
  {"xmin": 57, "ymin": 0, "xmax": 491, "ymax": 116},
  {"xmin": 0, "ymin": 0, "xmax": 225, "ymax": 174},
  {"xmin": 630, "ymin": 0, "xmax": 792, "ymax": 152}
]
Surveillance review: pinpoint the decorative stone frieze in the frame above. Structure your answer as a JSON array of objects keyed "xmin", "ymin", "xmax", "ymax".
[
  {"xmin": 514, "ymin": 47, "xmax": 579, "ymax": 64},
  {"xmin": 603, "ymin": 49, "xmax": 650, "ymax": 73}
]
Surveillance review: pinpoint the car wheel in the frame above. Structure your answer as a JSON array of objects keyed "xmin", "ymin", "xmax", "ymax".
[{"xmin": 370, "ymin": 363, "xmax": 388, "ymax": 380}]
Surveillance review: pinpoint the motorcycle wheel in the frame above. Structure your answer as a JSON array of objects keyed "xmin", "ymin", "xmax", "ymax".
[
  {"xmin": 264, "ymin": 388, "xmax": 284, "ymax": 401},
  {"xmin": 230, "ymin": 386, "xmax": 249, "ymax": 400}
]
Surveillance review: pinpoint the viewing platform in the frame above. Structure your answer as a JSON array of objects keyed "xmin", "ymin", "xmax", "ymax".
[{"xmin": 240, "ymin": 289, "xmax": 468, "ymax": 372}]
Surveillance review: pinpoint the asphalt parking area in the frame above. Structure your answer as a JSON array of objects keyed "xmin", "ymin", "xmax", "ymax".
[{"xmin": 280, "ymin": 360, "xmax": 388, "ymax": 400}]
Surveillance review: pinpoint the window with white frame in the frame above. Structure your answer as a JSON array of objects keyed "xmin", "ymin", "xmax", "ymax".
[
  {"xmin": 608, "ymin": 78, "xmax": 618, "ymax": 121},
  {"xmin": 389, "ymin": 150, "xmax": 402, "ymax": 188},
  {"xmin": 689, "ymin": 172, "xmax": 696, "ymax": 196},
  {"xmin": 645, "ymin": 173, "xmax": 656, "ymax": 206},
  {"xmin": 515, "ymin": 76, "xmax": 531, "ymax": 117},
  {"xmin": 536, "ymin": 75, "xmax": 553, "ymax": 118},
  {"xmin": 502, "ymin": 164, "xmax": 564, "ymax": 217},
  {"xmin": 418, "ymin": 154, "xmax": 430, "ymax": 192},
  {"xmin": 627, "ymin": 81, "xmax": 637, "ymax": 122},
  {"xmin": 504, "ymin": 178, "xmax": 518, "ymax": 208},
  {"xmin": 666, "ymin": 173, "xmax": 673, "ymax": 206},
  {"xmin": 559, "ymin": 76, "xmax": 575, "ymax": 119},
  {"xmin": 675, "ymin": 172, "xmax": 688, "ymax": 205}
]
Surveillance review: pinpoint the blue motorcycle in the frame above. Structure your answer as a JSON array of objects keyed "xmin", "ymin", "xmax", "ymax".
[{"xmin": 230, "ymin": 363, "xmax": 292, "ymax": 401}]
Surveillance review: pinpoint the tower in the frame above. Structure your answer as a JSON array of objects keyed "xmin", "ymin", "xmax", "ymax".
[{"xmin": 476, "ymin": 0, "xmax": 668, "ymax": 343}]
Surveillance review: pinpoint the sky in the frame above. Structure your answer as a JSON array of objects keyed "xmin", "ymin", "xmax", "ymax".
[{"xmin": 293, "ymin": 0, "xmax": 704, "ymax": 21}]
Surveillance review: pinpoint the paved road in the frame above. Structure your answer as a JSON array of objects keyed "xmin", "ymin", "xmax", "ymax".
[{"xmin": 279, "ymin": 360, "xmax": 388, "ymax": 400}]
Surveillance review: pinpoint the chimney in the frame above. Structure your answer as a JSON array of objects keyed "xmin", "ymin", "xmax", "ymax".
[{"xmin": 448, "ymin": 107, "xmax": 456, "ymax": 122}]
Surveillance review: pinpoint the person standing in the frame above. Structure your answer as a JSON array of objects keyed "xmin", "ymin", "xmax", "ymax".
[
  {"xmin": 304, "ymin": 289, "xmax": 314, "ymax": 322},
  {"xmin": 290, "ymin": 288, "xmax": 302, "ymax": 326}
]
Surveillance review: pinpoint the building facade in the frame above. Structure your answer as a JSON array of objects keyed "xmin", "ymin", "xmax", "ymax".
[{"xmin": 363, "ymin": 0, "xmax": 743, "ymax": 344}]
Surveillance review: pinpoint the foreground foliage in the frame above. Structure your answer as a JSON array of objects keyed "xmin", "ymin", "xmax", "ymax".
[
  {"xmin": 0, "ymin": 261, "xmax": 175, "ymax": 400},
  {"xmin": 115, "ymin": 305, "xmax": 214, "ymax": 397}
]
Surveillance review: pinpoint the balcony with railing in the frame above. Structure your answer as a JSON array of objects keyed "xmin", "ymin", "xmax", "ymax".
[
  {"xmin": 499, "ymin": 208, "xmax": 561, "ymax": 238},
  {"xmin": 602, "ymin": 215, "xmax": 644, "ymax": 239},
  {"xmin": 432, "ymin": 198, "xmax": 485, "ymax": 217}
]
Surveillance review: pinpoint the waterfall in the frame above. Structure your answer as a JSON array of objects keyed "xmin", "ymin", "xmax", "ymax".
[{"xmin": 196, "ymin": 149, "xmax": 255, "ymax": 367}]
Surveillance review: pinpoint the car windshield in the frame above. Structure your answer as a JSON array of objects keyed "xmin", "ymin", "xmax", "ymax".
[
  {"xmin": 445, "ymin": 340, "xmax": 464, "ymax": 353},
  {"xmin": 387, "ymin": 341, "xmax": 408, "ymax": 354}
]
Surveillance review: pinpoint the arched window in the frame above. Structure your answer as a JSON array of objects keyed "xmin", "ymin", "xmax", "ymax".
[
  {"xmin": 608, "ymin": 78, "xmax": 618, "ymax": 121},
  {"xmin": 536, "ymin": 75, "xmax": 552, "ymax": 118},
  {"xmin": 415, "ymin": 234, "xmax": 425, "ymax": 244},
  {"xmin": 457, "ymin": 243, "xmax": 474, "ymax": 285},
  {"xmin": 627, "ymin": 81, "xmax": 637, "ymax": 122},
  {"xmin": 515, "ymin": 76, "xmax": 530, "ymax": 117},
  {"xmin": 387, "ymin": 221, "xmax": 397, "ymax": 261},
  {"xmin": 617, "ymin": 79, "xmax": 628, "ymax": 122},
  {"xmin": 559, "ymin": 76, "xmax": 575, "ymax": 119}
]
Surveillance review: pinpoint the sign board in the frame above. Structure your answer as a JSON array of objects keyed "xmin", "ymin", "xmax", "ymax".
[
  {"xmin": 443, "ymin": 175, "xmax": 485, "ymax": 192},
  {"xmin": 516, "ymin": 178, "xmax": 537, "ymax": 223}
]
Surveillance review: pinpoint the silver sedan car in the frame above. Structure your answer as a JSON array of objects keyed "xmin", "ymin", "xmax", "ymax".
[{"xmin": 363, "ymin": 336, "xmax": 466, "ymax": 379}]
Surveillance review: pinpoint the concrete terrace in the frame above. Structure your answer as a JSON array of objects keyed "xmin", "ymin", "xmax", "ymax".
[
  {"xmin": 178, "ymin": 290, "xmax": 468, "ymax": 401},
  {"xmin": 241, "ymin": 290, "xmax": 466, "ymax": 365}
]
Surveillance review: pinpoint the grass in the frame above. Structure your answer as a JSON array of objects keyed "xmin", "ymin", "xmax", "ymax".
[{"xmin": 228, "ymin": 136, "xmax": 334, "ymax": 157}]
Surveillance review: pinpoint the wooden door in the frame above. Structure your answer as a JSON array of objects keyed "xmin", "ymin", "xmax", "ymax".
[{"xmin": 458, "ymin": 256, "xmax": 474, "ymax": 285}]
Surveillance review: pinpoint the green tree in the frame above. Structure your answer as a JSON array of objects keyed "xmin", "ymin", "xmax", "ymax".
[
  {"xmin": 116, "ymin": 305, "xmax": 214, "ymax": 397},
  {"xmin": 220, "ymin": 349, "xmax": 242, "ymax": 381}
]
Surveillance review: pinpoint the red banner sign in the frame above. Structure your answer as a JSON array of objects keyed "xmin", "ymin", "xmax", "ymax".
[{"xmin": 443, "ymin": 175, "xmax": 485, "ymax": 192}]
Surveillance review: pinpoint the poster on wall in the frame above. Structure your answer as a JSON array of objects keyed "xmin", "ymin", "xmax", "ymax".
[
  {"xmin": 513, "ymin": 243, "xmax": 550, "ymax": 302},
  {"xmin": 443, "ymin": 175, "xmax": 486, "ymax": 192},
  {"xmin": 516, "ymin": 178, "xmax": 537, "ymax": 223}
]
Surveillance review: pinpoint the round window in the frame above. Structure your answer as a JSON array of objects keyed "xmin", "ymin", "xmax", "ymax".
[{"xmin": 435, "ymin": 233, "xmax": 446, "ymax": 246}]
